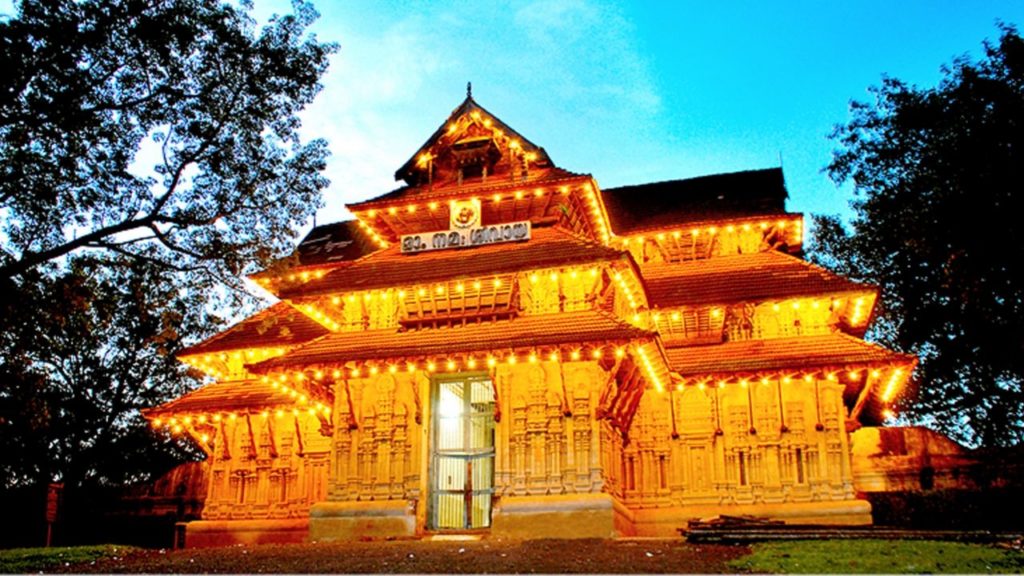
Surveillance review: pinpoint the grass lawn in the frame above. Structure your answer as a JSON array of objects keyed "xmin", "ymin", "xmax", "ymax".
[
  {"xmin": 729, "ymin": 539, "xmax": 1024, "ymax": 574},
  {"xmin": 0, "ymin": 545, "xmax": 140, "ymax": 574}
]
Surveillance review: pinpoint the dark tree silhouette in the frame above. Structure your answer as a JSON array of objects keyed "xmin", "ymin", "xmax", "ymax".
[
  {"xmin": 0, "ymin": 259, "xmax": 207, "ymax": 489},
  {"xmin": 0, "ymin": 0, "xmax": 336, "ymax": 494},
  {"xmin": 812, "ymin": 25, "xmax": 1024, "ymax": 447},
  {"xmin": 0, "ymin": 0, "xmax": 335, "ymax": 284}
]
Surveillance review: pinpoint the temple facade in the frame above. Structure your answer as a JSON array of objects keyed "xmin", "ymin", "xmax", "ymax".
[{"xmin": 144, "ymin": 94, "xmax": 916, "ymax": 546}]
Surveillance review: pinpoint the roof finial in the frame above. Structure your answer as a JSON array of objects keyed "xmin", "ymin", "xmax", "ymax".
[{"xmin": 467, "ymin": 81, "xmax": 472, "ymax": 99}]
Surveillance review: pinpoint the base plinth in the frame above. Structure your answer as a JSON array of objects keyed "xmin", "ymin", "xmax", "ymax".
[
  {"xmin": 491, "ymin": 493, "xmax": 616, "ymax": 539},
  {"xmin": 309, "ymin": 500, "xmax": 417, "ymax": 541}
]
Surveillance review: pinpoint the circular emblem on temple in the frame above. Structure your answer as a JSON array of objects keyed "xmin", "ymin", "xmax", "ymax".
[{"xmin": 450, "ymin": 199, "xmax": 481, "ymax": 229}]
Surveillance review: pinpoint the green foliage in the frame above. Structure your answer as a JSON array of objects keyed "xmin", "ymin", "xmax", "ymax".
[
  {"xmin": 729, "ymin": 539, "xmax": 1024, "ymax": 574},
  {"xmin": 0, "ymin": 0, "xmax": 337, "ymax": 495},
  {"xmin": 0, "ymin": 259, "xmax": 207, "ymax": 489},
  {"xmin": 0, "ymin": 544, "xmax": 140, "ymax": 573},
  {"xmin": 812, "ymin": 25, "xmax": 1024, "ymax": 446},
  {"xmin": 0, "ymin": 0, "xmax": 335, "ymax": 284}
]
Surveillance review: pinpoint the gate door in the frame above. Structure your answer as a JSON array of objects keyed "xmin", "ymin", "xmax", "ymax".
[{"xmin": 430, "ymin": 376, "xmax": 495, "ymax": 530}]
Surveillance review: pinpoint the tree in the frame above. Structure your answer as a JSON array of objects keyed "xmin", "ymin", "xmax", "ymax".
[
  {"xmin": 0, "ymin": 258, "xmax": 206, "ymax": 490},
  {"xmin": 0, "ymin": 0, "xmax": 335, "ymax": 285},
  {"xmin": 813, "ymin": 24, "xmax": 1024, "ymax": 447},
  {"xmin": 0, "ymin": 0, "xmax": 336, "ymax": 496}
]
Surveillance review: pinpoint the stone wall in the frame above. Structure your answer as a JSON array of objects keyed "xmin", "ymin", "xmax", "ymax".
[
  {"xmin": 608, "ymin": 378, "xmax": 868, "ymax": 534},
  {"xmin": 851, "ymin": 426, "xmax": 981, "ymax": 493}
]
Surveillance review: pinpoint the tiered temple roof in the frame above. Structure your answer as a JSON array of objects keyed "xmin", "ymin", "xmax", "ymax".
[{"xmin": 149, "ymin": 92, "xmax": 915, "ymax": 435}]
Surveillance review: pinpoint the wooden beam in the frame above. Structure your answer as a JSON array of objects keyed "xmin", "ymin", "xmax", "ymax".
[
  {"xmin": 293, "ymin": 415, "xmax": 305, "ymax": 457},
  {"xmin": 558, "ymin": 361, "xmax": 572, "ymax": 417},
  {"xmin": 596, "ymin": 355, "xmax": 625, "ymax": 419},
  {"xmin": 490, "ymin": 377, "xmax": 502, "ymax": 423},
  {"xmin": 184, "ymin": 424, "xmax": 213, "ymax": 457},
  {"xmin": 244, "ymin": 414, "xmax": 258, "ymax": 459},
  {"xmin": 265, "ymin": 414, "xmax": 279, "ymax": 458},
  {"xmin": 315, "ymin": 412, "xmax": 333, "ymax": 437},
  {"xmin": 668, "ymin": 388, "xmax": 680, "ymax": 439},
  {"xmin": 219, "ymin": 419, "xmax": 232, "ymax": 460},
  {"xmin": 343, "ymin": 377, "xmax": 358, "ymax": 430},
  {"xmin": 850, "ymin": 368, "xmax": 879, "ymax": 422}
]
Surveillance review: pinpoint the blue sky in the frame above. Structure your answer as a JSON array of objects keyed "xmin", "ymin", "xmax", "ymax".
[
  {"xmin": 254, "ymin": 0, "xmax": 1022, "ymax": 229},
  {"xmin": 5, "ymin": 0, "xmax": 1023, "ymax": 227}
]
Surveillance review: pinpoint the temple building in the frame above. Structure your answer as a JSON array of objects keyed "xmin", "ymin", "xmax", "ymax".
[{"xmin": 144, "ymin": 92, "xmax": 917, "ymax": 546}]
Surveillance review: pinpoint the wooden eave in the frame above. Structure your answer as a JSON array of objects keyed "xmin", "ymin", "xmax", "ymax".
[
  {"xmin": 273, "ymin": 225, "xmax": 628, "ymax": 300},
  {"xmin": 601, "ymin": 168, "xmax": 789, "ymax": 234},
  {"xmin": 347, "ymin": 170, "xmax": 598, "ymax": 241},
  {"xmin": 665, "ymin": 333, "xmax": 913, "ymax": 380},
  {"xmin": 642, "ymin": 251, "xmax": 878, "ymax": 310},
  {"xmin": 393, "ymin": 95, "xmax": 552, "ymax": 185},
  {"xmin": 177, "ymin": 302, "xmax": 329, "ymax": 358},
  {"xmin": 611, "ymin": 212, "xmax": 805, "ymax": 257},
  {"xmin": 665, "ymin": 332, "xmax": 916, "ymax": 422},
  {"xmin": 142, "ymin": 380, "xmax": 306, "ymax": 418},
  {"xmin": 248, "ymin": 310, "xmax": 660, "ymax": 372}
]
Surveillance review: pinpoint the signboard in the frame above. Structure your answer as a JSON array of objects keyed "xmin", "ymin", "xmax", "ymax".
[
  {"xmin": 401, "ymin": 221, "xmax": 531, "ymax": 254},
  {"xmin": 46, "ymin": 483, "xmax": 62, "ymax": 523},
  {"xmin": 45, "ymin": 482, "xmax": 62, "ymax": 547},
  {"xmin": 400, "ymin": 196, "xmax": 531, "ymax": 254}
]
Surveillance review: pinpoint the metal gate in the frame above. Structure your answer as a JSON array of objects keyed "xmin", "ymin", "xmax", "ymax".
[{"xmin": 430, "ymin": 375, "xmax": 495, "ymax": 530}]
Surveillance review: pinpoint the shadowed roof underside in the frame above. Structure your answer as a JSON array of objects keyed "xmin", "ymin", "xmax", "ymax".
[
  {"xmin": 251, "ymin": 310, "xmax": 656, "ymax": 371},
  {"xmin": 602, "ymin": 168, "xmax": 788, "ymax": 234},
  {"xmin": 665, "ymin": 333, "xmax": 913, "ymax": 378},
  {"xmin": 179, "ymin": 302, "xmax": 328, "ymax": 357},
  {"xmin": 643, "ymin": 251, "xmax": 871, "ymax": 308}
]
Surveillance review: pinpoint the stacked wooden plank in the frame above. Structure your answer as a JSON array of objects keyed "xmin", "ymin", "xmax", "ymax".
[{"xmin": 680, "ymin": 515, "xmax": 1021, "ymax": 543}]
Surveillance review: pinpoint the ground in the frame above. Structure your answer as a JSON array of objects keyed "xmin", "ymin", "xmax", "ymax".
[
  {"xmin": 41, "ymin": 539, "xmax": 749, "ymax": 574},
  {"xmin": 5, "ymin": 537, "xmax": 1023, "ymax": 574}
]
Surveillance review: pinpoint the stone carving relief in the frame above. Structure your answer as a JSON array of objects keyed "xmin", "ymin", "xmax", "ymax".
[
  {"xmin": 200, "ymin": 412, "xmax": 330, "ymax": 521},
  {"xmin": 609, "ymin": 377, "xmax": 858, "ymax": 508}
]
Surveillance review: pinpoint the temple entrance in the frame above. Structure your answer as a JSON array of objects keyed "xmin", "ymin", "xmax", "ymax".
[{"xmin": 429, "ymin": 375, "xmax": 495, "ymax": 530}]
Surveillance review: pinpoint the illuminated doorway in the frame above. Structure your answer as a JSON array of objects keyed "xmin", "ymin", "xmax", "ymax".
[{"xmin": 429, "ymin": 375, "xmax": 495, "ymax": 530}]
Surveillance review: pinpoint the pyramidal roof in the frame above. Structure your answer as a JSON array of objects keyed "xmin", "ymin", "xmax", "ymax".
[{"xmin": 393, "ymin": 84, "xmax": 553, "ymax": 186}]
